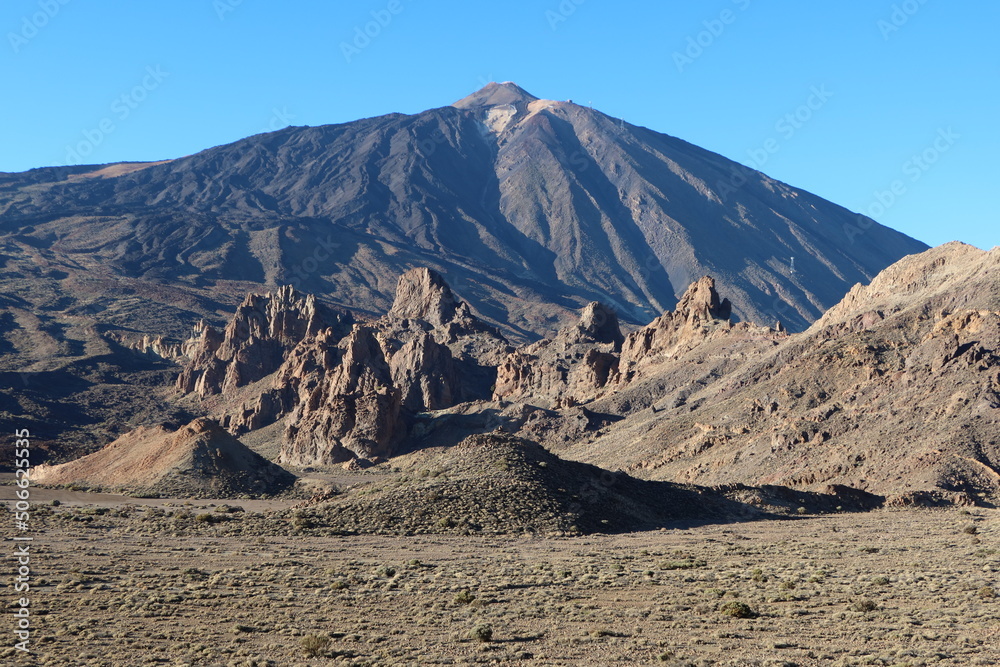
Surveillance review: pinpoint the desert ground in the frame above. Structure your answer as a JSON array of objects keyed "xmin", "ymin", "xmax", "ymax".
[{"xmin": 2, "ymin": 481, "xmax": 998, "ymax": 666}]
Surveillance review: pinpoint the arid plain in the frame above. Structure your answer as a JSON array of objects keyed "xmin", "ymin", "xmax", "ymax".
[{"xmin": 3, "ymin": 481, "xmax": 998, "ymax": 666}]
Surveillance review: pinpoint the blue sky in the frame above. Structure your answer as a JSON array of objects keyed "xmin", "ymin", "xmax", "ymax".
[{"xmin": 3, "ymin": 0, "xmax": 997, "ymax": 249}]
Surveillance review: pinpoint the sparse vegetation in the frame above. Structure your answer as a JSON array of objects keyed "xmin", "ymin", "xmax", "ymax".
[
  {"xmin": 658, "ymin": 558, "xmax": 706, "ymax": 571},
  {"xmin": 301, "ymin": 634, "xmax": 330, "ymax": 657},
  {"xmin": 16, "ymin": 500, "xmax": 1000, "ymax": 664},
  {"xmin": 850, "ymin": 598, "xmax": 879, "ymax": 612}
]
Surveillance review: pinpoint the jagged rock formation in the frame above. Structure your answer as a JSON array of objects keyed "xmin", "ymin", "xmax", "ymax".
[
  {"xmin": 618, "ymin": 276, "xmax": 743, "ymax": 380},
  {"xmin": 565, "ymin": 243, "xmax": 1000, "ymax": 506},
  {"xmin": 388, "ymin": 332, "xmax": 459, "ymax": 411},
  {"xmin": 493, "ymin": 279, "xmax": 774, "ymax": 410},
  {"xmin": 170, "ymin": 269, "xmax": 508, "ymax": 465},
  {"xmin": 493, "ymin": 302, "xmax": 624, "ymax": 408},
  {"xmin": 388, "ymin": 267, "xmax": 463, "ymax": 328},
  {"xmin": 111, "ymin": 333, "xmax": 191, "ymax": 362},
  {"xmin": 31, "ymin": 417, "xmax": 296, "ymax": 497},
  {"xmin": 280, "ymin": 325, "xmax": 405, "ymax": 465},
  {"xmin": 175, "ymin": 286, "xmax": 353, "ymax": 397},
  {"xmin": 277, "ymin": 269, "xmax": 510, "ymax": 465},
  {"xmin": 378, "ymin": 267, "xmax": 511, "ymax": 402}
]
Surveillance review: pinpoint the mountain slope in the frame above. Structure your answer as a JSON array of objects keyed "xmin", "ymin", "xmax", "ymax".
[
  {"xmin": 0, "ymin": 82, "xmax": 926, "ymax": 346},
  {"xmin": 563, "ymin": 243, "xmax": 1000, "ymax": 505}
]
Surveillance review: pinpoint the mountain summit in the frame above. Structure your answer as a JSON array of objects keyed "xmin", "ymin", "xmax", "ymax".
[{"xmin": 452, "ymin": 81, "xmax": 541, "ymax": 109}]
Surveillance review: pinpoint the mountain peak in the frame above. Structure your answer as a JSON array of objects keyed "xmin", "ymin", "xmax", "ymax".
[{"xmin": 452, "ymin": 81, "xmax": 540, "ymax": 109}]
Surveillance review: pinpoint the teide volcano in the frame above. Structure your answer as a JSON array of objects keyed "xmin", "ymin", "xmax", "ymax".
[{"xmin": 0, "ymin": 82, "xmax": 925, "ymax": 346}]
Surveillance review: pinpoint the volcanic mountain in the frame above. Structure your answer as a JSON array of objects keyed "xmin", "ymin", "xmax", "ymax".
[
  {"xmin": 0, "ymin": 81, "xmax": 925, "ymax": 345},
  {"xmin": 0, "ymin": 81, "xmax": 928, "ymax": 464}
]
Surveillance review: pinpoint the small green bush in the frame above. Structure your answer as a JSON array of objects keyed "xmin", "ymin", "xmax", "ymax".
[
  {"xmin": 469, "ymin": 624, "xmax": 493, "ymax": 642},
  {"xmin": 719, "ymin": 601, "xmax": 757, "ymax": 619},
  {"xmin": 850, "ymin": 598, "xmax": 878, "ymax": 612},
  {"xmin": 658, "ymin": 559, "xmax": 706, "ymax": 571},
  {"xmin": 301, "ymin": 634, "xmax": 330, "ymax": 657}
]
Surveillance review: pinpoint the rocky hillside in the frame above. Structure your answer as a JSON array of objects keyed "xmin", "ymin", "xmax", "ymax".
[
  {"xmin": 288, "ymin": 433, "xmax": 756, "ymax": 535},
  {"xmin": 564, "ymin": 243, "xmax": 1000, "ymax": 506},
  {"xmin": 156, "ymin": 244, "xmax": 999, "ymax": 506},
  {"xmin": 32, "ymin": 417, "xmax": 296, "ymax": 498},
  {"xmin": 26, "ymin": 244, "xmax": 1000, "ymax": 509},
  {"xmin": 0, "ymin": 82, "xmax": 929, "ymax": 467}
]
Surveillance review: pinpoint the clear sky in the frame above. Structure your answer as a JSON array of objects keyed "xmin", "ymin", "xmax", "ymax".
[{"xmin": 3, "ymin": 0, "xmax": 997, "ymax": 250}]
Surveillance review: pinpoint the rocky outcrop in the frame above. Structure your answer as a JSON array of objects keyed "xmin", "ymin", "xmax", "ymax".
[
  {"xmin": 199, "ymin": 269, "xmax": 509, "ymax": 465},
  {"xmin": 388, "ymin": 267, "xmax": 461, "ymax": 328},
  {"xmin": 32, "ymin": 417, "xmax": 296, "ymax": 498},
  {"xmin": 388, "ymin": 332, "xmax": 459, "ymax": 411},
  {"xmin": 619, "ymin": 276, "xmax": 734, "ymax": 375},
  {"xmin": 176, "ymin": 286, "xmax": 352, "ymax": 397},
  {"xmin": 491, "ymin": 283, "xmax": 753, "ymax": 409},
  {"xmin": 493, "ymin": 302, "xmax": 623, "ymax": 408},
  {"xmin": 111, "ymin": 333, "xmax": 191, "ymax": 362},
  {"xmin": 383, "ymin": 267, "xmax": 512, "ymax": 369},
  {"xmin": 275, "ymin": 271, "xmax": 510, "ymax": 465},
  {"xmin": 280, "ymin": 326, "xmax": 404, "ymax": 465}
]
